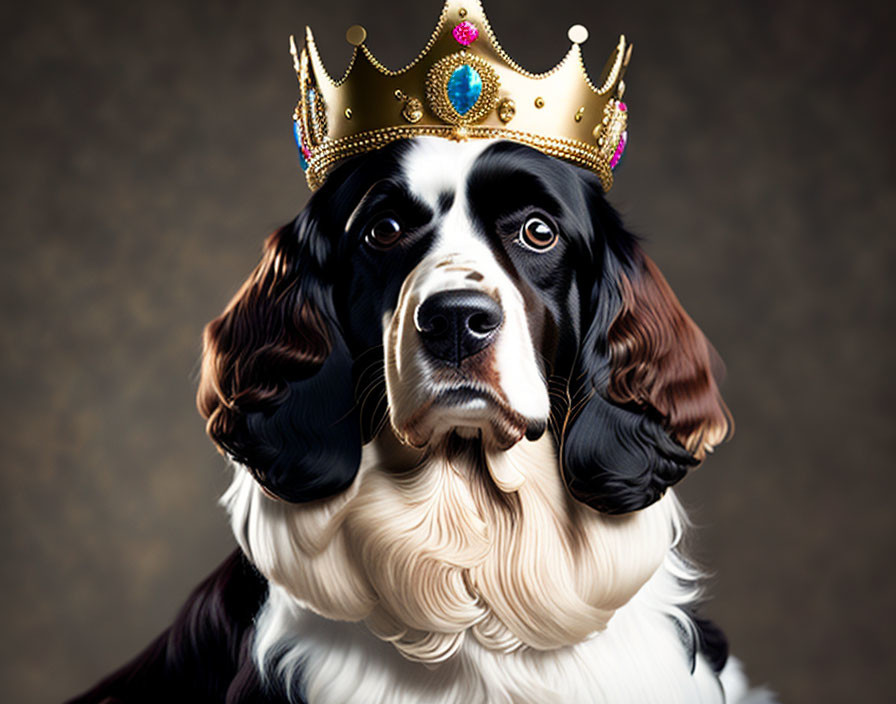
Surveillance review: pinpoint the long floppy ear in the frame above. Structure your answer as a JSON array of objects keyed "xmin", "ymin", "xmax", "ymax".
[
  {"xmin": 561, "ymin": 225, "xmax": 731, "ymax": 515},
  {"xmin": 197, "ymin": 213, "xmax": 360, "ymax": 502},
  {"xmin": 606, "ymin": 249, "xmax": 731, "ymax": 460}
]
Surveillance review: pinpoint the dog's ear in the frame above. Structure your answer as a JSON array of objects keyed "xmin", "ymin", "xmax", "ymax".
[
  {"xmin": 560, "ymin": 201, "xmax": 730, "ymax": 515},
  {"xmin": 605, "ymin": 249, "xmax": 731, "ymax": 460},
  {"xmin": 197, "ymin": 212, "xmax": 360, "ymax": 502}
]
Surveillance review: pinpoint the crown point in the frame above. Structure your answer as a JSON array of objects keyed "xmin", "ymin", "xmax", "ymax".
[
  {"xmin": 288, "ymin": 35, "xmax": 300, "ymax": 72},
  {"xmin": 346, "ymin": 24, "xmax": 367, "ymax": 46},
  {"xmin": 568, "ymin": 25, "xmax": 589, "ymax": 45}
]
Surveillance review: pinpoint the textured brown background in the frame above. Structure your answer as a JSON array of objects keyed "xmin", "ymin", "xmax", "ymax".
[{"xmin": 2, "ymin": 0, "xmax": 894, "ymax": 702}]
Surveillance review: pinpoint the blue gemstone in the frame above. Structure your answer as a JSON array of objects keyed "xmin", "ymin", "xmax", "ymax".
[
  {"xmin": 446, "ymin": 64, "xmax": 482, "ymax": 115},
  {"xmin": 293, "ymin": 120, "xmax": 308, "ymax": 171}
]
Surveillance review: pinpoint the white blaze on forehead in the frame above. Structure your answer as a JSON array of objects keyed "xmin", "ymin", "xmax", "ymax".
[
  {"xmin": 400, "ymin": 137, "xmax": 494, "ymax": 212},
  {"xmin": 401, "ymin": 137, "xmax": 508, "ymax": 285}
]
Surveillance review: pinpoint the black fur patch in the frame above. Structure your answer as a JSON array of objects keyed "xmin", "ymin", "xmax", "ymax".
[
  {"xmin": 66, "ymin": 551, "xmax": 292, "ymax": 704},
  {"xmin": 676, "ymin": 608, "xmax": 730, "ymax": 675},
  {"xmin": 691, "ymin": 612, "xmax": 730, "ymax": 674}
]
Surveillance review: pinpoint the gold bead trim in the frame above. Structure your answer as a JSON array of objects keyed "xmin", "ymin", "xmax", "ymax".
[{"xmin": 304, "ymin": 125, "xmax": 613, "ymax": 192}]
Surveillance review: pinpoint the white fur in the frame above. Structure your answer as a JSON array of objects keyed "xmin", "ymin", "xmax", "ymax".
[
  {"xmin": 253, "ymin": 556, "xmax": 724, "ymax": 704},
  {"xmin": 400, "ymin": 137, "xmax": 493, "ymax": 213},
  {"xmin": 225, "ymin": 453, "xmax": 754, "ymax": 703},
  {"xmin": 225, "ymin": 433, "xmax": 677, "ymax": 659}
]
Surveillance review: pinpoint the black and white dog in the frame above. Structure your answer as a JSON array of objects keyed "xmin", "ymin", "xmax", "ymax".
[{"xmin": 71, "ymin": 138, "xmax": 775, "ymax": 703}]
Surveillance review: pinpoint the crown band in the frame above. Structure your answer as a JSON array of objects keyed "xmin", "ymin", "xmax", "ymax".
[
  {"xmin": 304, "ymin": 124, "xmax": 616, "ymax": 192},
  {"xmin": 291, "ymin": 0, "xmax": 631, "ymax": 191}
]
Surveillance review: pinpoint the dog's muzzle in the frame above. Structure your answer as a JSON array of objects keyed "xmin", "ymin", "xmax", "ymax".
[
  {"xmin": 384, "ymin": 247, "xmax": 550, "ymax": 451},
  {"xmin": 415, "ymin": 289, "xmax": 503, "ymax": 366}
]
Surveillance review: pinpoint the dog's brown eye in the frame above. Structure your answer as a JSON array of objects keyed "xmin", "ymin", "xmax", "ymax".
[
  {"xmin": 366, "ymin": 216, "xmax": 403, "ymax": 249},
  {"xmin": 519, "ymin": 216, "xmax": 557, "ymax": 251}
]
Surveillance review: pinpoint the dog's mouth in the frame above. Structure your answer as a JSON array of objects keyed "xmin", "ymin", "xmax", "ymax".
[
  {"xmin": 434, "ymin": 384, "xmax": 498, "ymax": 408},
  {"xmin": 395, "ymin": 380, "xmax": 544, "ymax": 450}
]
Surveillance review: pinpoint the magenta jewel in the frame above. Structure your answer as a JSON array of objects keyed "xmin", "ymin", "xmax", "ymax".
[
  {"xmin": 610, "ymin": 130, "xmax": 628, "ymax": 170},
  {"xmin": 452, "ymin": 21, "xmax": 479, "ymax": 46},
  {"xmin": 618, "ymin": 101, "xmax": 627, "ymax": 112}
]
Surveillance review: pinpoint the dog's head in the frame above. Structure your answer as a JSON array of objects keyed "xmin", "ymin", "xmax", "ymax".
[
  {"xmin": 199, "ymin": 137, "xmax": 727, "ymax": 514},
  {"xmin": 197, "ymin": 138, "xmax": 730, "ymax": 660}
]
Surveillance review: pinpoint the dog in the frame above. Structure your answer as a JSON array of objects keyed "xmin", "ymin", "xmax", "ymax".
[{"xmin": 69, "ymin": 136, "xmax": 778, "ymax": 703}]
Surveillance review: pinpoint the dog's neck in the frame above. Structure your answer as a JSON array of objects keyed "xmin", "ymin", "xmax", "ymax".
[{"xmin": 223, "ymin": 432, "xmax": 714, "ymax": 701}]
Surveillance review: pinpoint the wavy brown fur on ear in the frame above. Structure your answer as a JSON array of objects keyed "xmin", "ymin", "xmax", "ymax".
[
  {"xmin": 197, "ymin": 224, "xmax": 330, "ymax": 458},
  {"xmin": 606, "ymin": 246, "xmax": 731, "ymax": 460}
]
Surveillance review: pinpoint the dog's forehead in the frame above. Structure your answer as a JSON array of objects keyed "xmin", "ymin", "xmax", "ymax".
[
  {"xmin": 400, "ymin": 138, "xmax": 500, "ymax": 258},
  {"xmin": 400, "ymin": 138, "xmax": 494, "ymax": 212}
]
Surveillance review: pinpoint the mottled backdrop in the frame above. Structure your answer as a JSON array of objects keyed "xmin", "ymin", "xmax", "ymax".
[{"xmin": 2, "ymin": 0, "xmax": 893, "ymax": 702}]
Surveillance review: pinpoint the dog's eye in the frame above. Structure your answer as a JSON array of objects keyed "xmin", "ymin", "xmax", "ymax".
[
  {"xmin": 365, "ymin": 216, "xmax": 403, "ymax": 249},
  {"xmin": 519, "ymin": 215, "xmax": 558, "ymax": 252}
]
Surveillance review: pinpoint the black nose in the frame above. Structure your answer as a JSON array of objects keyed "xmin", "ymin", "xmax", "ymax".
[{"xmin": 415, "ymin": 290, "xmax": 503, "ymax": 365}]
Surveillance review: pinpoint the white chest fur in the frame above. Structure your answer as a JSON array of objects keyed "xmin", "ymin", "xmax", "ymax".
[
  {"xmin": 252, "ymin": 557, "xmax": 736, "ymax": 704},
  {"xmin": 223, "ymin": 436, "xmax": 748, "ymax": 703}
]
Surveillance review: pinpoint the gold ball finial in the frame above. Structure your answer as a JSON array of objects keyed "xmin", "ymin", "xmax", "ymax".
[
  {"xmin": 567, "ymin": 25, "xmax": 589, "ymax": 44},
  {"xmin": 346, "ymin": 25, "xmax": 367, "ymax": 46}
]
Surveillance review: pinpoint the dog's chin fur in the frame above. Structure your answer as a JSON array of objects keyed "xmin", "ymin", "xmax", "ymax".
[
  {"xmin": 222, "ymin": 434, "xmax": 762, "ymax": 704},
  {"xmin": 223, "ymin": 430, "xmax": 678, "ymax": 663}
]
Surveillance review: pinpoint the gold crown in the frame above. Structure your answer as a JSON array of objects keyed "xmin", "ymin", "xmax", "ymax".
[{"xmin": 291, "ymin": 0, "xmax": 631, "ymax": 191}]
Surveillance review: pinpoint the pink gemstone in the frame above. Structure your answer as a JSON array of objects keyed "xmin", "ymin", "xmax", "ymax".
[
  {"xmin": 301, "ymin": 144, "xmax": 312, "ymax": 160},
  {"xmin": 618, "ymin": 101, "xmax": 627, "ymax": 112},
  {"xmin": 452, "ymin": 21, "xmax": 479, "ymax": 46},
  {"xmin": 610, "ymin": 130, "xmax": 628, "ymax": 169}
]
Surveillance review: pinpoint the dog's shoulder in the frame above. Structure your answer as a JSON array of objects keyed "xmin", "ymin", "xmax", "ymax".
[{"xmin": 67, "ymin": 550, "xmax": 284, "ymax": 704}]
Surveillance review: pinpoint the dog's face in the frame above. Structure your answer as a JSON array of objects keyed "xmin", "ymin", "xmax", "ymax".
[
  {"xmin": 198, "ymin": 138, "xmax": 730, "ymax": 660},
  {"xmin": 199, "ymin": 137, "xmax": 728, "ymax": 512},
  {"xmin": 374, "ymin": 139, "xmax": 561, "ymax": 451}
]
